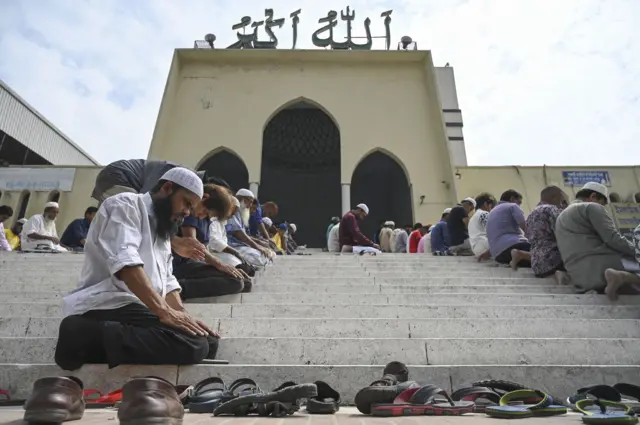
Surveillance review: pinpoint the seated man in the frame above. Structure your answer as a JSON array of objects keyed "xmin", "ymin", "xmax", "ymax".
[
  {"xmin": 379, "ymin": 222, "xmax": 394, "ymax": 252},
  {"xmin": 431, "ymin": 208, "xmax": 451, "ymax": 255},
  {"xmin": 393, "ymin": 225, "xmax": 412, "ymax": 253},
  {"xmin": 173, "ymin": 184, "xmax": 251, "ymax": 299},
  {"xmin": 339, "ymin": 204, "xmax": 381, "ymax": 254},
  {"xmin": 469, "ymin": 193, "xmax": 495, "ymax": 261},
  {"xmin": 286, "ymin": 223, "xmax": 299, "ymax": 254},
  {"xmin": 272, "ymin": 223, "xmax": 288, "ymax": 254},
  {"xmin": 0, "ymin": 205, "xmax": 14, "ymax": 251},
  {"xmin": 208, "ymin": 198, "xmax": 256, "ymax": 276},
  {"xmin": 328, "ymin": 222, "xmax": 341, "ymax": 253},
  {"xmin": 487, "ymin": 190, "xmax": 531, "ymax": 269},
  {"xmin": 417, "ymin": 225, "xmax": 432, "ymax": 253},
  {"xmin": 55, "ymin": 167, "xmax": 218, "ymax": 371},
  {"xmin": 4, "ymin": 218, "xmax": 26, "ymax": 251},
  {"xmin": 408, "ymin": 223, "xmax": 427, "ymax": 253},
  {"xmin": 227, "ymin": 190, "xmax": 273, "ymax": 268},
  {"xmin": 325, "ymin": 217, "xmax": 340, "ymax": 251},
  {"xmin": 21, "ymin": 202, "xmax": 67, "ymax": 252},
  {"xmin": 60, "ymin": 206, "xmax": 98, "ymax": 251},
  {"xmin": 525, "ymin": 186, "xmax": 570, "ymax": 282},
  {"xmin": 556, "ymin": 182, "xmax": 637, "ymax": 296},
  {"xmin": 447, "ymin": 197, "xmax": 476, "ymax": 255}
]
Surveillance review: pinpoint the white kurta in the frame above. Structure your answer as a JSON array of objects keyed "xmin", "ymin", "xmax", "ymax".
[
  {"xmin": 208, "ymin": 218, "xmax": 242, "ymax": 267},
  {"xmin": 21, "ymin": 214, "xmax": 67, "ymax": 252},
  {"xmin": 63, "ymin": 193, "xmax": 181, "ymax": 317},
  {"xmin": 328, "ymin": 224, "xmax": 340, "ymax": 253}
]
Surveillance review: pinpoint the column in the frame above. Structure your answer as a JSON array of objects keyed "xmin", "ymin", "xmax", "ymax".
[
  {"xmin": 249, "ymin": 182, "xmax": 259, "ymax": 199},
  {"xmin": 341, "ymin": 183, "xmax": 350, "ymax": 215}
]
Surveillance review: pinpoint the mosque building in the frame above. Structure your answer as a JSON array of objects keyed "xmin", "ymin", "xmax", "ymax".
[{"xmin": 1, "ymin": 8, "xmax": 639, "ymax": 247}]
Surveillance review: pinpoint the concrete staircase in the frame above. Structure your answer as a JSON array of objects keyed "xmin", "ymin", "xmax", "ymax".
[{"xmin": 1, "ymin": 252, "xmax": 639, "ymax": 403}]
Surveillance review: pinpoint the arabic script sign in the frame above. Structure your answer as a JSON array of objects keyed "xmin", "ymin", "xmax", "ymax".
[
  {"xmin": 0, "ymin": 168, "xmax": 76, "ymax": 192},
  {"xmin": 214, "ymin": 8, "xmax": 393, "ymax": 50},
  {"xmin": 562, "ymin": 171, "xmax": 611, "ymax": 187},
  {"xmin": 610, "ymin": 203, "xmax": 640, "ymax": 242}
]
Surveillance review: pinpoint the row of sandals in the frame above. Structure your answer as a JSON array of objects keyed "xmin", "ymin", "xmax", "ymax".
[{"xmin": 14, "ymin": 363, "xmax": 640, "ymax": 423}]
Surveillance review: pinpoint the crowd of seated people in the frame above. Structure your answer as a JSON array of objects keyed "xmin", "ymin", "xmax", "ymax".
[{"xmin": 327, "ymin": 182, "xmax": 640, "ymax": 299}]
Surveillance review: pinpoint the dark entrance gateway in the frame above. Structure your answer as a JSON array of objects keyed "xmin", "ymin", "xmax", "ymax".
[
  {"xmin": 259, "ymin": 99, "xmax": 341, "ymax": 248},
  {"xmin": 351, "ymin": 150, "xmax": 413, "ymax": 240},
  {"xmin": 198, "ymin": 148, "xmax": 250, "ymax": 192}
]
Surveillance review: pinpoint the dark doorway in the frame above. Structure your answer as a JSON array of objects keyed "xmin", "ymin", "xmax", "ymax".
[
  {"xmin": 351, "ymin": 151, "xmax": 413, "ymax": 240},
  {"xmin": 198, "ymin": 150, "xmax": 249, "ymax": 193},
  {"xmin": 260, "ymin": 100, "xmax": 341, "ymax": 248}
]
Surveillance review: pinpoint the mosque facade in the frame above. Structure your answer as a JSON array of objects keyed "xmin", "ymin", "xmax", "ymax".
[{"xmin": 1, "ymin": 13, "xmax": 640, "ymax": 246}]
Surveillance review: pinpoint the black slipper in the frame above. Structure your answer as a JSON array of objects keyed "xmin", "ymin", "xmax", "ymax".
[
  {"xmin": 187, "ymin": 377, "xmax": 226, "ymax": 413},
  {"xmin": 355, "ymin": 379, "xmax": 419, "ymax": 414},
  {"xmin": 307, "ymin": 381, "xmax": 341, "ymax": 414},
  {"xmin": 213, "ymin": 383, "xmax": 317, "ymax": 416},
  {"xmin": 383, "ymin": 361, "xmax": 409, "ymax": 383}
]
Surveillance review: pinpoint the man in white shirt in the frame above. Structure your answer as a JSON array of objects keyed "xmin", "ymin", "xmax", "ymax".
[
  {"xmin": 21, "ymin": 202, "xmax": 68, "ymax": 252},
  {"xmin": 55, "ymin": 168, "xmax": 218, "ymax": 371},
  {"xmin": 468, "ymin": 193, "xmax": 496, "ymax": 261},
  {"xmin": 327, "ymin": 223, "xmax": 340, "ymax": 253}
]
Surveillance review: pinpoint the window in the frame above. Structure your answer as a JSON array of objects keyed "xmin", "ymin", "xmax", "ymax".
[
  {"xmin": 17, "ymin": 190, "xmax": 30, "ymax": 219},
  {"xmin": 48, "ymin": 191, "xmax": 60, "ymax": 203}
]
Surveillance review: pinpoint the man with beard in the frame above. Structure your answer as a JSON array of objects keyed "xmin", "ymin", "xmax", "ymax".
[
  {"xmin": 173, "ymin": 184, "xmax": 252, "ymax": 298},
  {"xmin": 4, "ymin": 218, "xmax": 26, "ymax": 251},
  {"xmin": 55, "ymin": 168, "xmax": 218, "ymax": 371},
  {"xmin": 226, "ymin": 189, "xmax": 273, "ymax": 269},
  {"xmin": 21, "ymin": 202, "xmax": 67, "ymax": 252},
  {"xmin": 339, "ymin": 204, "xmax": 382, "ymax": 254}
]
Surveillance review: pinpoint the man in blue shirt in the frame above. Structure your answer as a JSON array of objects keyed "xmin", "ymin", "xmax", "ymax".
[
  {"xmin": 430, "ymin": 208, "xmax": 452, "ymax": 255},
  {"xmin": 60, "ymin": 207, "xmax": 98, "ymax": 251}
]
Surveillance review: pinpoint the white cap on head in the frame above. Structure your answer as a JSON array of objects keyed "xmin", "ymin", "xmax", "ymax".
[
  {"xmin": 290, "ymin": 223, "xmax": 297, "ymax": 233},
  {"xmin": 44, "ymin": 202, "xmax": 59, "ymax": 209},
  {"xmin": 443, "ymin": 208, "xmax": 452, "ymax": 214},
  {"xmin": 582, "ymin": 182, "xmax": 609, "ymax": 200},
  {"xmin": 356, "ymin": 203, "xmax": 370, "ymax": 215},
  {"xmin": 17, "ymin": 218, "xmax": 27, "ymax": 224},
  {"xmin": 463, "ymin": 197, "xmax": 477, "ymax": 208},
  {"xmin": 160, "ymin": 167, "xmax": 204, "ymax": 199},
  {"xmin": 384, "ymin": 221, "xmax": 394, "ymax": 226},
  {"xmin": 236, "ymin": 188, "xmax": 255, "ymax": 199},
  {"xmin": 262, "ymin": 217, "xmax": 273, "ymax": 227}
]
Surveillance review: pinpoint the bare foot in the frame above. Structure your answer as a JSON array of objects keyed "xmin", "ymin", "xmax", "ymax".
[
  {"xmin": 477, "ymin": 251, "xmax": 491, "ymax": 262},
  {"xmin": 509, "ymin": 249, "xmax": 522, "ymax": 270},
  {"xmin": 604, "ymin": 268, "xmax": 626, "ymax": 301},
  {"xmin": 555, "ymin": 270, "xmax": 571, "ymax": 286}
]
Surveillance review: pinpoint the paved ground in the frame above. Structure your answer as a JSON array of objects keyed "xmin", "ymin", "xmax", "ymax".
[{"xmin": 0, "ymin": 407, "xmax": 585, "ymax": 424}]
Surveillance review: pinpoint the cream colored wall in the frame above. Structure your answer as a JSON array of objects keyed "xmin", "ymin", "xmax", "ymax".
[
  {"xmin": 0, "ymin": 166, "xmax": 100, "ymax": 235},
  {"xmin": 148, "ymin": 49, "xmax": 459, "ymax": 224},
  {"xmin": 455, "ymin": 166, "xmax": 640, "ymax": 215}
]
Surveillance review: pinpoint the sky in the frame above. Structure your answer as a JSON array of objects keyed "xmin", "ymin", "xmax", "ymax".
[{"xmin": 0, "ymin": 0, "xmax": 639, "ymax": 166}]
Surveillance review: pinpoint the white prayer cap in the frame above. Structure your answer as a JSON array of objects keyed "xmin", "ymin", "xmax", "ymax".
[
  {"xmin": 262, "ymin": 217, "xmax": 273, "ymax": 227},
  {"xmin": 443, "ymin": 208, "xmax": 452, "ymax": 214},
  {"xmin": 236, "ymin": 188, "xmax": 255, "ymax": 199},
  {"xmin": 290, "ymin": 223, "xmax": 297, "ymax": 233},
  {"xmin": 463, "ymin": 197, "xmax": 477, "ymax": 208},
  {"xmin": 581, "ymin": 182, "xmax": 609, "ymax": 200},
  {"xmin": 161, "ymin": 167, "xmax": 204, "ymax": 199},
  {"xmin": 384, "ymin": 221, "xmax": 394, "ymax": 226},
  {"xmin": 17, "ymin": 218, "xmax": 27, "ymax": 224},
  {"xmin": 44, "ymin": 202, "xmax": 59, "ymax": 209},
  {"xmin": 232, "ymin": 197, "xmax": 241, "ymax": 207},
  {"xmin": 356, "ymin": 203, "xmax": 370, "ymax": 215}
]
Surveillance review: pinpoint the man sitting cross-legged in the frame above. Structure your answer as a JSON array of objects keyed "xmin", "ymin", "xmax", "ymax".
[
  {"xmin": 55, "ymin": 167, "xmax": 219, "ymax": 371},
  {"xmin": 21, "ymin": 202, "xmax": 67, "ymax": 252},
  {"xmin": 487, "ymin": 189, "xmax": 531, "ymax": 269},
  {"xmin": 172, "ymin": 184, "xmax": 252, "ymax": 299},
  {"xmin": 227, "ymin": 191, "xmax": 274, "ymax": 269}
]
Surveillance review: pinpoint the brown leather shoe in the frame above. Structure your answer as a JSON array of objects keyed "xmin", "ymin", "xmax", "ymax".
[
  {"xmin": 23, "ymin": 376, "xmax": 85, "ymax": 423},
  {"xmin": 118, "ymin": 377, "xmax": 184, "ymax": 425}
]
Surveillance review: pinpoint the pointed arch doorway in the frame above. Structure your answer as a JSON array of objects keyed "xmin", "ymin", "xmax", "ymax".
[
  {"xmin": 260, "ymin": 99, "xmax": 341, "ymax": 247},
  {"xmin": 197, "ymin": 149, "xmax": 249, "ymax": 192},
  {"xmin": 350, "ymin": 150, "xmax": 413, "ymax": 239}
]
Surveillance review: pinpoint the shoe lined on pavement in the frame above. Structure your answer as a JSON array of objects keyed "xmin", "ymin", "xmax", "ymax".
[
  {"xmin": 23, "ymin": 376, "xmax": 85, "ymax": 423},
  {"xmin": 118, "ymin": 376, "xmax": 184, "ymax": 425}
]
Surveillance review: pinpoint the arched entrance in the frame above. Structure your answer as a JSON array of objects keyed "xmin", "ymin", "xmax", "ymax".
[
  {"xmin": 198, "ymin": 149, "xmax": 249, "ymax": 192},
  {"xmin": 351, "ymin": 150, "xmax": 413, "ymax": 240},
  {"xmin": 260, "ymin": 99, "xmax": 341, "ymax": 248}
]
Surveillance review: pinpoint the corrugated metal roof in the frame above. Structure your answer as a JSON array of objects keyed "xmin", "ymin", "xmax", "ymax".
[{"xmin": 0, "ymin": 79, "xmax": 100, "ymax": 165}]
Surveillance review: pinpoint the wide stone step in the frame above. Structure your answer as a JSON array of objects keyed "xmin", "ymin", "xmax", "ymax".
[
  {"xmin": 2, "ymin": 363, "xmax": 639, "ymax": 404},
  {"xmin": 3, "ymin": 336, "xmax": 640, "ymax": 365},
  {"xmin": 0, "ymin": 292, "xmax": 631, "ymax": 305},
  {"xmin": 1, "ymin": 302, "xmax": 637, "ymax": 319},
  {"xmin": 4, "ymin": 317, "xmax": 638, "ymax": 339}
]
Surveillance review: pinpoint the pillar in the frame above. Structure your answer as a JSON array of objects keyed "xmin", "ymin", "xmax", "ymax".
[
  {"xmin": 249, "ymin": 182, "xmax": 259, "ymax": 199},
  {"xmin": 341, "ymin": 183, "xmax": 350, "ymax": 215}
]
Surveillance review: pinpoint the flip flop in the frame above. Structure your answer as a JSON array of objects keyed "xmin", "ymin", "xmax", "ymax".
[
  {"xmin": 614, "ymin": 384, "xmax": 640, "ymax": 414},
  {"xmin": 568, "ymin": 385, "xmax": 622, "ymax": 412},
  {"xmin": 371, "ymin": 385, "xmax": 475, "ymax": 417},
  {"xmin": 187, "ymin": 377, "xmax": 227, "ymax": 413},
  {"xmin": 354, "ymin": 378, "xmax": 419, "ymax": 414},
  {"xmin": 306, "ymin": 381, "xmax": 341, "ymax": 414},
  {"xmin": 452, "ymin": 386, "xmax": 501, "ymax": 413},
  {"xmin": 0, "ymin": 388, "xmax": 26, "ymax": 407},
  {"xmin": 576, "ymin": 399, "xmax": 639, "ymax": 424},
  {"xmin": 473, "ymin": 379, "xmax": 564, "ymax": 405},
  {"xmin": 486, "ymin": 389, "xmax": 567, "ymax": 419},
  {"xmin": 85, "ymin": 389, "xmax": 122, "ymax": 408},
  {"xmin": 213, "ymin": 382, "xmax": 317, "ymax": 416}
]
